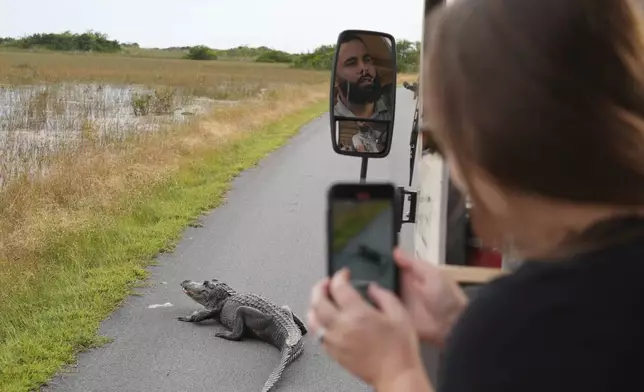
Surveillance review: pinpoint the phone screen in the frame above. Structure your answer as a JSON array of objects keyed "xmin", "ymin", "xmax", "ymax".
[{"xmin": 328, "ymin": 185, "xmax": 397, "ymax": 297}]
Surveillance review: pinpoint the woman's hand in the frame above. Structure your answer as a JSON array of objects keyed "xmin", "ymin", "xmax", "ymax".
[
  {"xmin": 307, "ymin": 268, "xmax": 427, "ymax": 390},
  {"xmin": 394, "ymin": 248, "xmax": 469, "ymax": 347}
]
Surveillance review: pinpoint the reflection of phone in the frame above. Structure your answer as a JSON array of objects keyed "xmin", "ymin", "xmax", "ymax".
[{"xmin": 327, "ymin": 182, "xmax": 399, "ymax": 304}]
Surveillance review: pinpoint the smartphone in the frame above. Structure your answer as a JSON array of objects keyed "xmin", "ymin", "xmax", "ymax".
[{"xmin": 327, "ymin": 182, "xmax": 399, "ymax": 304}]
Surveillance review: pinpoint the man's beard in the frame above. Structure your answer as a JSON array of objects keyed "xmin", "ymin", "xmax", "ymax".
[{"xmin": 338, "ymin": 74, "xmax": 383, "ymax": 105}]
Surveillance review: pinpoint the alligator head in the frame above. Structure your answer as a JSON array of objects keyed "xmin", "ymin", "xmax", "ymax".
[{"xmin": 180, "ymin": 278, "xmax": 236, "ymax": 308}]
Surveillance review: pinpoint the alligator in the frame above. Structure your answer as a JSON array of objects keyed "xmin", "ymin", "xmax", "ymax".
[{"xmin": 178, "ymin": 278, "xmax": 307, "ymax": 392}]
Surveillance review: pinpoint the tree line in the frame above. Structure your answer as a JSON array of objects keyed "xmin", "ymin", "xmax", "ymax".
[
  {"xmin": 0, "ymin": 31, "xmax": 420, "ymax": 72},
  {"xmin": 0, "ymin": 31, "xmax": 121, "ymax": 53},
  {"xmin": 180, "ymin": 40, "xmax": 420, "ymax": 73}
]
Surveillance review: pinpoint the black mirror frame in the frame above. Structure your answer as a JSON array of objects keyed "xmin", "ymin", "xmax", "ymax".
[{"xmin": 329, "ymin": 29, "xmax": 397, "ymax": 159}]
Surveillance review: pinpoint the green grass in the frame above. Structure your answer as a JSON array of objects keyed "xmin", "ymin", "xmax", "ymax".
[
  {"xmin": 0, "ymin": 100, "xmax": 327, "ymax": 392},
  {"xmin": 331, "ymin": 201, "xmax": 391, "ymax": 252}
]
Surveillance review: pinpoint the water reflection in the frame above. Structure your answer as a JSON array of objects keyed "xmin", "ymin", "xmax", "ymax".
[{"xmin": 0, "ymin": 83, "xmax": 236, "ymax": 188}]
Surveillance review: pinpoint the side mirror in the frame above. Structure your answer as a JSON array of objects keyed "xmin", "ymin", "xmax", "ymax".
[{"xmin": 329, "ymin": 30, "xmax": 397, "ymax": 158}]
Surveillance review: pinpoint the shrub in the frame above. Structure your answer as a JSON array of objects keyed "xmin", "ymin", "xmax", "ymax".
[{"xmin": 185, "ymin": 45, "xmax": 218, "ymax": 61}]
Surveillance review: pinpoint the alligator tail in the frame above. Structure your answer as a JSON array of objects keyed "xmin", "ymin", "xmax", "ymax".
[{"xmin": 260, "ymin": 339, "xmax": 303, "ymax": 392}]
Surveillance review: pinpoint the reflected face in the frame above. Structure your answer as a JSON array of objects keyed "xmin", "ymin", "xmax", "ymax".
[
  {"xmin": 338, "ymin": 39, "xmax": 377, "ymax": 85},
  {"xmin": 336, "ymin": 38, "xmax": 382, "ymax": 105}
]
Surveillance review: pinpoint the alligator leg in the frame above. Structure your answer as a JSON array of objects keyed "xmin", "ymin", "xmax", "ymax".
[
  {"xmin": 281, "ymin": 305, "xmax": 307, "ymax": 336},
  {"xmin": 215, "ymin": 306, "xmax": 272, "ymax": 341},
  {"xmin": 177, "ymin": 308, "xmax": 218, "ymax": 322}
]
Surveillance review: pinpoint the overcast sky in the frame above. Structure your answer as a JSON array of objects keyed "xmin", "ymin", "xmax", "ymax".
[{"xmin": 0, "ymin": 0, "xmax": 424, "ymax": 53}]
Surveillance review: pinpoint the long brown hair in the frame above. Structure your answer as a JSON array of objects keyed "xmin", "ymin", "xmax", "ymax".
[{"xmin": 422, "ymin": 0, "xmax": 644, "ymax": 255}]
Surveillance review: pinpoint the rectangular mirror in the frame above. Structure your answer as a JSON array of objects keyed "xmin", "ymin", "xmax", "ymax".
[{"xmin": 329, "ymin": 30, "xmax": 397, "ymax": 158}]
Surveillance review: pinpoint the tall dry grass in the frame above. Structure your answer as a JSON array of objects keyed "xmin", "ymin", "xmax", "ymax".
[
  {"xmin": 0, "ymin": 51, "xmax": 329, "ymax": 184},
  {"xmin": 0, "ymin": 51, "xmax": 328, "ymax": 98},
  {"xmin": 0, "ymin": 83, "xmax": 328, "ymax": 277},
  {"xmin": 0, "ymin": 51, "xmax": 329, "ymax": 267}
]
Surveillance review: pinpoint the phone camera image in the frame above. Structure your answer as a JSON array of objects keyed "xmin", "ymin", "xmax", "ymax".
[{"xmin": 330, "ymin": 196, "xmax": 395, "ymax": 294}]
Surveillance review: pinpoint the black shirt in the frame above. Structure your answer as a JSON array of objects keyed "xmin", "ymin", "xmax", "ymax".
[{"xmin": 438, "ymin": 217, "xmax": 644, "ymax": 392}]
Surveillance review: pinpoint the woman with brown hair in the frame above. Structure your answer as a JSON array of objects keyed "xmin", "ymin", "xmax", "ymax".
[{"xmin": 307, "ymin": 0, "xmax": 644, "ymax": 391}]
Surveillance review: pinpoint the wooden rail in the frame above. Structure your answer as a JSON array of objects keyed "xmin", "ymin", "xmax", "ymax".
[{"xmin": 439, "ymin": 265, "xmax": 507, "ymax": 284}]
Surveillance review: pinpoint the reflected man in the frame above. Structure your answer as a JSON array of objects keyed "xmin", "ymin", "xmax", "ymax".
[
  {"xmin": 334, "ymin": 33, "xmax": 391, "ymax": 153},
  {"xmin": 334, "ymin": 33, "xmax": 390, "ymax": 120}
]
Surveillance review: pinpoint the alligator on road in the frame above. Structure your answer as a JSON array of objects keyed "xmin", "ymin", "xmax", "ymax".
[{"xmin": 178, "ymin": 278, "xmax": 307, "ymax": 392}]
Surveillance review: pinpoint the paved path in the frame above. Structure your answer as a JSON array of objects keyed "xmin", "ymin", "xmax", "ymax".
[{"xmin": 43, "ymin": 88, "xmax": 423, "ymax": 392}]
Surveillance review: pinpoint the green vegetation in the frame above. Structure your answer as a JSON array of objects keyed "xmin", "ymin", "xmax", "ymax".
[
  {"xmin": 0, "ymin": 31, "xmax": 121, "ymax": 53},
  {"xmin": 255, "ymin": 49, "xmax": 295, "ymax": 63},
  {"xmin": 292, "ymin": 44, "xmax": 336, "ymax": 70},
  {"xmin": 395, "ymin": 39, "xmax": 421, "ymax": 73},
  {"xmin": 293, "ymin": 39, "xmax": 421, "ymax": 73},
  {"xmin": 0, "ymin": 31, "xmax": 421, "ymax": 72},
  {"xmin": 332, "ymin": 201, "xmax": 392, "ymax": 252},
  {"xmin": 185, "ymin": 45, "xmax": 218, "ymax": 60}
]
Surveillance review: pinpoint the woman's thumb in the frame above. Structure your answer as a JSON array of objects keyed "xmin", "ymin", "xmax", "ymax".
[
  {"xmin": 367, "ymin": 282, "xmax": 404, "ymax": 314},
  {"xmin": 394, "ymin": 248, "xmax": 440, "ymax": 286},
  {"xmin": 393, "ymin": 248, "xmax": 414, "ymax": 268},
  {"xmin": 393, "ymin": 248, "xmax": 428, "ymax": 275}
]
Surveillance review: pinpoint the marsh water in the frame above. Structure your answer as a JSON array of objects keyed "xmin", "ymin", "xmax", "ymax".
[{"xmin": 0, "ymin": 83, "xmax": 235, "ymax": 187}]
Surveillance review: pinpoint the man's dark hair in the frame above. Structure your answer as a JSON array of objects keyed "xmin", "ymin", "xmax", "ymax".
[
  {"xmin": 338, "ymin": 32, "xmax": 366, "ymax": 46},
  {"xmin": 335, "ymin": 31, "xmax": 382, "ymax": 104}
]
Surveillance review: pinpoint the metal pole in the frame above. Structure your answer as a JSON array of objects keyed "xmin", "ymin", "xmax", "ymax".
[{"xmin": 359, "ymin": 157, "xmax": 368, "ymax": 182}]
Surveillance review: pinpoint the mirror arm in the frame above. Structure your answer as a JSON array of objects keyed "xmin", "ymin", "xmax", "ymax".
[
  {"xmin": 395, "ymin": 187, "xmax": 418, "ymax": 233},
  {"xmin": 408, "ymin": 98, "xmax": 420, "ymax": 186},
  {"xmin": 360, "ymin": 157, "xmax": 369, "ymax": 182}
]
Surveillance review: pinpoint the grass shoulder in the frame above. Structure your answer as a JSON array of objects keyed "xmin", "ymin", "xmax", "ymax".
[{"xmin": 332, "ymin": 201, "xmax": 391, "ymax": 252}]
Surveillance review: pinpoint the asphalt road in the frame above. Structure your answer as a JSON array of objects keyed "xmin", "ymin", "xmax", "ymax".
[{"xmin": 42, "ymin": 88, "xmax": 423, "ymax": 392}]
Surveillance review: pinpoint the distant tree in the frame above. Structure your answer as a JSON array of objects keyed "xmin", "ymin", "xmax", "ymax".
[
  {"xmin": 290, "ymin": 39, "xmax": 420, "ymax": 73},
  {"xmin": 0, "ymin": 30, "xmax": 122, "ymax": 52},
  {"xmin": 216, "ymin": 45, "xmax": 276, "ymax": 61},
  {"xmin": 0, "ymin": 30, "xmax": 420, "ymax": 72},
  {"xmin": 396, "ymin": 39, "xmax": 421, "ymax": 73},
  {"xmin": 185, "ymin": 45, "xmax": 218, "ymax": 60},
  {"xmin": 291, "ymin": 45, "xmax": 335, "ymax": 70},
  {"xmin": 255, "ymin": 49, "xmax": 294, "ymax": 63}
]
